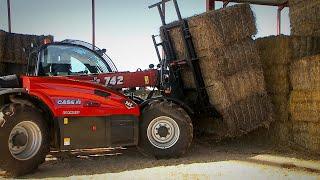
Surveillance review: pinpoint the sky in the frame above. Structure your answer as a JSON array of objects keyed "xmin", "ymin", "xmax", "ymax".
[{"xmin": 0, "ymin": 0, "xmax": 290, "ymax": 71}]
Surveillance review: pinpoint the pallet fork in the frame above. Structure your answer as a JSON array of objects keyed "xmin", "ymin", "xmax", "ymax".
[{"xmin": 149, "ymin": 0, "xmax": 219, "ymax": 116}]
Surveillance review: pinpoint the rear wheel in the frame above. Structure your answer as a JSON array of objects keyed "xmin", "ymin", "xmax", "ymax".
[
  {"xmin": 139, "ymin": 100, "xmax": 193, "ymax": 158},
  {"xmin": 0, "ymin": 104, "xmax": 49, "ymax": 177}
]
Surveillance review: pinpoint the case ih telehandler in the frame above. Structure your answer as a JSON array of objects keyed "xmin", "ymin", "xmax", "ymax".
[{"xmin": 0, "ymin": 0, "xmax": 215, "ymax": 176}]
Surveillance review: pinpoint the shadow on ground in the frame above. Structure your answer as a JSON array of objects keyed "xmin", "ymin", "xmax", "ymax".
[{"xmin": 5, "ymin": 135, "xmax": 317, "ymax": 179}]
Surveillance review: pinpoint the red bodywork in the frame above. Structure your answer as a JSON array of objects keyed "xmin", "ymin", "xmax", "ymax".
[{"xmin": 22, "ymin": 76, "xmax": 140, "ymax": 118}]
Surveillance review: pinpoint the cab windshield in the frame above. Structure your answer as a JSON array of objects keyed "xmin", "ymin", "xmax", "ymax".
[{"xmin": 38, "ymin": 44, "xmax": 111, "ymax": 76}]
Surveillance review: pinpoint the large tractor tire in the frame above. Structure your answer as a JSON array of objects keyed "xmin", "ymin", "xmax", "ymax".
[
  {"xmin": 139, "ymin": 100, "xmax": 193, "ymax": 158},
  {"xmin": 0, "ymin": 104, "xmax": 49, "ymax": 177}
]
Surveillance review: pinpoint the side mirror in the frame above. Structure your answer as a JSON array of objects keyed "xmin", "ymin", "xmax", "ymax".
[
  {"xmin": 96, "ymin": 49, "xmax": 106, "ymax": 56},
  {"xmin": 149, "ymin": 64, "xmax": 155, "ymax": 69}
]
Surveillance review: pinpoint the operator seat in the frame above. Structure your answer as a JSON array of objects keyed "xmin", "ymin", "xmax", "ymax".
[
  {"xmin": 49, "ymin": 52, "xmax": 72, "ymax": 76},
  {"xmin": 50, "ymin": 63, "xmax": 71, "ymax": 76}
]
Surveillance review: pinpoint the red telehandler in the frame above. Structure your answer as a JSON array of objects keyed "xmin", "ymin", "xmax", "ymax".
[
  {"xmin": 0, "ymin": 0, "xmax": 217, "ymax": 176},
  {"xmin": 0, "ymin": 38, "xmax": 194, "ymax": 176}
]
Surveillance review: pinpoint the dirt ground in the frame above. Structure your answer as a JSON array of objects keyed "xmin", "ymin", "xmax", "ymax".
[{"xmin": 1, "ymin": 137, "xmax": 320, "ymax": 180}]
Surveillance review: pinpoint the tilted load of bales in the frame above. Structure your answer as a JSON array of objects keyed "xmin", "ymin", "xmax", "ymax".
[
  {"xmin": 289, "ymin": 54, "xmax": 320, "ymax": 153},
  {"xmin": 162, "ymin": 4, "xmax": 274, "ymax": 138},
  {"xmin": 256, "ymin": 35, "xmax": 320, "ymax": 144},
  {"xmin": 289, "ymin": 0, "xmax": 320, "ymax": 36}
]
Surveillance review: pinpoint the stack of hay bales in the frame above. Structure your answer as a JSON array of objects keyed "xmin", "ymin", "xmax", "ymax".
[
  {"xmin": 3, "ymin": 32, "xmax": 53, "ymax": 64},
  {"xmin": 256, "ymin": 35, "xmax": 320, "ymax": 144},
  {"xmin": 256, "ymin": 36, "xmax": 292, "ymax": 142},
  {"xmin": 289, "ymin": 54, "xmax": 320, "ymax": 153},
  {"xmin": 0, "ymin": 30, "xmax": 53, "ymax": 75},
  {"xmin": 289, "ymin": 0, "xmax": 320, "ymax": 36},
  {"xmin": 163, "ymin": 4, "xmax": 274, "ymax": 138},
  {"xmin": 288, "ymin": 0, "xmax": 320, "ymax": 152}
]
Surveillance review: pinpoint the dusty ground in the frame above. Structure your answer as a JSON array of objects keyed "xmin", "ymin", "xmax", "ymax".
[{"xmin": 1, "ymin": 138, "xmax": 320, "ymax": 179}]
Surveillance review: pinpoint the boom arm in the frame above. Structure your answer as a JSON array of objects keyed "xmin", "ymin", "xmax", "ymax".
[{"xmin": 67, "ymin": 69, "xmax": 159, "ymax": 89}]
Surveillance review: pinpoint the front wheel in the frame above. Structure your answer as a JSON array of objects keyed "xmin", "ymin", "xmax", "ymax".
[
  {"xmin": 0, "ymin": 104, "xmax": 49, "ymax": 177},
  {"xmin": 139, "ymin": 100, "xmax": 193, "ymax": 158}
]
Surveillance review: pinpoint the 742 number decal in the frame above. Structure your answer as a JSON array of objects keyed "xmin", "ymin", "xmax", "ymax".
[{"xmin": 104, "ymin": 76, "xmax": 124, "ymax": 86}]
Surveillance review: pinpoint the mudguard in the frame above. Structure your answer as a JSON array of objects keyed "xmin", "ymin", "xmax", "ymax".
[
  {"xmin": 141, "ymin": 97, "xmax": 194, "ymax": 116},
  {"xmin": 0, "ymin": 88, "xmax": 26, "ymax": 96}
]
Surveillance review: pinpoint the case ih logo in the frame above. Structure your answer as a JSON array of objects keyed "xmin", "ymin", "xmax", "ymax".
[
  {"xmin": 57, "ymin": 99, "xmax": 82, "ymax": 105},
  {"xmin": 124, "ymin": 100, "xmax": 135, "ymax": 109}
]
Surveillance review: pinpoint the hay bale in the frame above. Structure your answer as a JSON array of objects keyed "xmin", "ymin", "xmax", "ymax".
[
  {"xmin": 256, "ymin": 35, "xmax": 292, "ymax": 66},
  {"xmin": 191, "ymin": 39, "xmax": 261, "ymax": 84},
  {"xmin": 290, "ymin": 54, "xmax": 320, "ymax": 90},
  {"xmin": 13, "ymin": 34, "xmax": 23, "ymax": 64},
  {"xmin": 206, "ymin": 80, "xmax": 231, "ymax": 110},
  {"xmin": 289, "ymin": 90, "xmax": 320, "ymax": 123},
  {"xmin": 289, "ymin": 0, "xmax": 316, "ymax": 7},
  {"xmin": 0, "ymin": 30, "xmax": 6, "ymax": 60},
  {"xmin": 5, "ymin": 62, "xmax": 26, "ymax": 75},
  {"xmin": 206, "ymin": 67, "xmax": 266, "ymax": 110},
  {"xmin": 221, "ymin": 93, "xmax": 274, "ymax": 137},
  {"xmin": 291, "ymin": 36, "xmax": 320, "ymax": 60},
  {"xmin": 178, "ymin": 41, "xmax": 264, "ymax": 97},
  {"xmin": 165, "ymin": 4, "xmax": 256, "ymax": 60},
  {"xmin": 208, "ymin": 38, "xmax": 262, "ymax": 77},
  {"xmin": 180, "ymin": 39, "xmax": 264, "ymax": 96},
  {"xmin": 180, "ymin": 67, "xmax": 197, "ymax": 89},
  {"xmin": 0, "ymin": 63, "xmax": 6, "ymax": 76},
  {"xmin": 256, "ymin": 35, "xmax": 320, "ymax": 66},
  {"xmin": 289, "ymin": 0, "xmax": 320, "ymax": 36},
  {"xmin": 292, "ymin": 122, "xmax": 320, "ymax": 153},
  {"xmin": 188, "ymin": 3, "xmax": 256, "ymax": 49},
  {"xmin": 270, "ymin": 121, "xmax": 292, "ymax": 143},
  {"xmin": 4, "ymin": 33, "xmax": 15, "ymax": 62},
  {"xmin": 263, "ymin": 65, "xmax": 290, "ymax": 95},
  {"xmin": 223, "ymin": 67, "xmax": 266, "ymax": 103},
  {"xmin": 271, "ymin": 94, "xmax": 289, "ymax": 122},
  {"xmin": 289, "ymin": 0, "xmax": 320, "ymax": 24},
  {"xmin": 291, "ymin": 22, "xmax": 320, "ymax": 37}
]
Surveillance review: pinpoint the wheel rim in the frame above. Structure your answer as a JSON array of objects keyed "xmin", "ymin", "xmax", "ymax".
[
  {"xmin": 8, "ymin": 121, "xmax": 42, "ymax": 161},
  {"xmin": 147, "ymin": 116, "xmax": 180, "ymax": 149}
]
